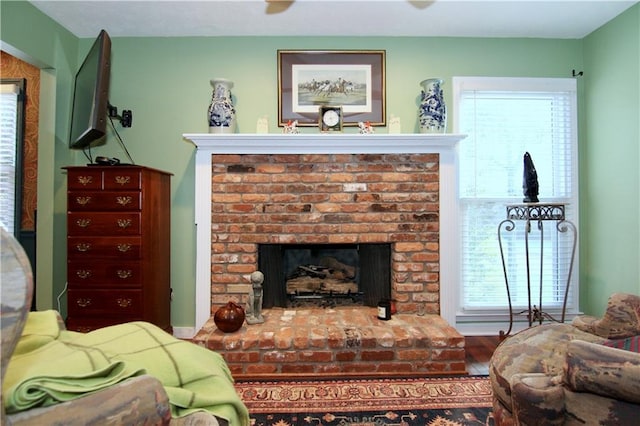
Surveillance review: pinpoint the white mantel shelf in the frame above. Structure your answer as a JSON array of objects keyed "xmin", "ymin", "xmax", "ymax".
[
  {"xmin": 183, "ymin": 133, "xmax": 466, "ymax": 154},
  {"xmin": 178, "ymin": 132, "xmax": 466, "ymax": 338}
]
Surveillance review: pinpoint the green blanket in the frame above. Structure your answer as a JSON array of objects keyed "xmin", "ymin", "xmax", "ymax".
[{"xmin": 3, "ymin": 311, "xmax": 249, "ymax": 425}]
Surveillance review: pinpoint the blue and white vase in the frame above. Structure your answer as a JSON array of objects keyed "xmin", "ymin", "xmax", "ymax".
[
  {"xmin": 208, "ymin": 78, "xmax": 236, "ymax": 133},
  {"xmin": 418, "ymin": 78, "xmax": 446, "ymax": 133}
]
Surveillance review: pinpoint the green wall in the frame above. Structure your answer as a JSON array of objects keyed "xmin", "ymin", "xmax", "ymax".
[
  {"xmin": 2, "ymin": 1, "xmax": 638, "ymax": 328},
  {"xmin": 0, "ymin": 0, "xmax": 78, "ymax": 314},
  {"xmin": 582, "ymin": 4, "xmax": 640, "ymax": 316}
]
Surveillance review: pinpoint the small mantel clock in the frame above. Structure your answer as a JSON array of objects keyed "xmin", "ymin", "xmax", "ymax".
[{"xmin": 319, "ymin": 105, "xmax": 343, "ymax": 132}]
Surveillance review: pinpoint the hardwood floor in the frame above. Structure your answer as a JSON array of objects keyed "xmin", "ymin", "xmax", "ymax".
[{"xmin": 465, "ymin": 335, "xmax": 502, "ymax": 375}]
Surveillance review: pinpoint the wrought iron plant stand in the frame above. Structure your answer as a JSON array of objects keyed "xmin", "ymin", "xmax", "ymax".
[{"xmin": 498, "ymin": 203, "xmax": 577, "ymax": 338}]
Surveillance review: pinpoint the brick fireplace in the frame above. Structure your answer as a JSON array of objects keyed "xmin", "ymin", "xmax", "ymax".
[
  {"xmin": 183, "ymin": 134, "xmax": 466, "ymax": 376},
  {"xmin": 211, "ymin": 151, "xmax": 442, "ymax": 312}
]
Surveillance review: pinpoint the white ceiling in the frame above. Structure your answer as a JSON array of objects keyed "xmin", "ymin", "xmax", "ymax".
[{"xmin": 29, "ymin": 0, "xmax": 637, "ymax": 39}]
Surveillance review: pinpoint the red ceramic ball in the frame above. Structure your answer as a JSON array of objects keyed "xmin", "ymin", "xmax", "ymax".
[{"xmin": 214, "ymin": 301, "xmax": 246, "ymax": 333}]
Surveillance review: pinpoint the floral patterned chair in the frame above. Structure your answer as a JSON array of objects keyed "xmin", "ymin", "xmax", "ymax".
[{"xmin": 489, "ymin": 293, "xmax": 640, "ymax": 425}]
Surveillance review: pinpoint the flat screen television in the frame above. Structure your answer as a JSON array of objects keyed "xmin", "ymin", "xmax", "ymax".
[{"xmin": 69, "ymin": 29, "xmax": 111, "ymax": 149}]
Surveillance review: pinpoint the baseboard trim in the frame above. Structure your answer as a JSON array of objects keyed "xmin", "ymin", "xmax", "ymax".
[
  {"xmin": 456, "ymin": 313, "xmax": 580, "ymax": 336},
  {"xmin": 456, "ymin": 321, "xmax": 529, "ymax": 336},
  {"xmin": 173, "ymin": 326, "xmax": 197, "ymax": 339},
  {"xmin": 233, "ymin": 369, "xmax": 470, "ymax": 382}
]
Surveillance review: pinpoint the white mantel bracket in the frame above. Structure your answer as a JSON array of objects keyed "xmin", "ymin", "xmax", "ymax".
[{"xmin": 182, "ymin": 133, "xmax": 466, "ymax": 338}]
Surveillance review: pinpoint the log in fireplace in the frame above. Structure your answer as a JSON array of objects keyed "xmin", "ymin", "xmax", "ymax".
[{"xmin": 259, "ymin": 243, "xmax": 391, "ymax": 308}]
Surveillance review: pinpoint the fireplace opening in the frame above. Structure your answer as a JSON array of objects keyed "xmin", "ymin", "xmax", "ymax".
[{"xmin": 259, "ymin": 243, "xmax": 391, "ymax": 308}]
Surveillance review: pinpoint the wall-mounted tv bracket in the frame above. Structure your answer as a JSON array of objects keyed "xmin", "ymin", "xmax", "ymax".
[{"xmin": 107, "ymin": 103, "xmax": 133, "ymax": 127}]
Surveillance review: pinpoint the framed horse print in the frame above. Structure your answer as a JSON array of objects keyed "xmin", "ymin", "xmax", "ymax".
[{"xmin": 277, "ymin": 50, "xmax": 386, "ymax": 127}]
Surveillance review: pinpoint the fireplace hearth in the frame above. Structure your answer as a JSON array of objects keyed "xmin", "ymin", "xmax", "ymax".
[{"xmin": 192, "ymin": 307, "xmax": 467, "ymax": 378}]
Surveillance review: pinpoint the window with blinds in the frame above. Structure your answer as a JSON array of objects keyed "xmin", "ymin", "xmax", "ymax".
[
  {"xmin": 0, "ymin": 81, "xmax": 23, "ymax": 235},
  {"xmin": 452, "ymin": 77, "xmax": 578, "ymax": 315}
]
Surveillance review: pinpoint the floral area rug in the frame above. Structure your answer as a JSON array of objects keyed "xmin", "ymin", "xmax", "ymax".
[{"xmin": 235, "ymin": 375, "xmax": 494, "ymax": 426}]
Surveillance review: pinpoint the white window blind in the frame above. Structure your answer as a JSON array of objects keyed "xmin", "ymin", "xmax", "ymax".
[
  {"xmin": 453, "ymin": 77, "xmax": 578, "ymax": 315},
  {"xmin": 0, "ymin": 83, "xmax": 20, "ymax": 234}
]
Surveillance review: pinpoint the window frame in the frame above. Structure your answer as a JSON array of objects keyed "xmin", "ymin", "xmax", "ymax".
[
  {"xmin": 451, "ymin": 76, "xmax": 580, "ymax": 333},
  {"xmin": 0, "ymin": 78, "xmax": 26, "ymax": 237}
]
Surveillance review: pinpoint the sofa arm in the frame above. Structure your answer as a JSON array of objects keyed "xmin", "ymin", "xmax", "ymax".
[
  {"xmin": 510, "ymin": 373, "xmax": 566, "ymax": 426},
  {"xmin": 572, "ymin": 293, "xmax": 640, "ymax": 338},
  {"xmin": 564, "ymin": 340, "xmax": 640, "ymax": 404},
  {"xmin": 6, "ymin": 375, "xmax": 171, "ymax": 425}
]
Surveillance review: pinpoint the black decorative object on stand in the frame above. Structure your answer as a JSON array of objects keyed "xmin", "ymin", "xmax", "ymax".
[{"xmin": 522, "ymin": 152, "xmax": 539, "ymax": 202}]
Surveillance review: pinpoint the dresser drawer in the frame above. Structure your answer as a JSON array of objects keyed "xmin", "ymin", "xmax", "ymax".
[
  {"xmin": 66, "ymin": 317, "xmax": 132, "ymax": 333},
  {"xmin": 68, "ymin": 191, "xmax": 141, "ymax": 211},
  {"xmin": 67, "ymin": 289, "xmax": 143, "ymax": 317},
  {"xmin": 68, "ymin": 212, "xmax": 141, "ymax": 236},
  {"xmin": 68, "ymin": 261, "xmax": 142, "ymax": 287},
  {"xmin": 103, "ymin": 169, "xmax": 142, "ymax": 190},
  {"xmin": 67, "ymin": 236, "xmax": 141, "ymax": 259},
  {"xmin": 67, "ymin": 169, "xmax": 103, "ymax": 190}
]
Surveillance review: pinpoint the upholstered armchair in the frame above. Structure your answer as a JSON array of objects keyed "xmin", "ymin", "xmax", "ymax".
[
  {"xmin": 1, "ymin": 229, "xmax": 244, "ymax": 425},
  {"xmin": 489, "ymin": 293, "xmax": 640, "ymax": 425}
]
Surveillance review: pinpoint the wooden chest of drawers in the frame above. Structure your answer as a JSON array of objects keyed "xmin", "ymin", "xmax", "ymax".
[{"xmin": 64, "ymin": 166, "xmax": 172, "ymax": 333}]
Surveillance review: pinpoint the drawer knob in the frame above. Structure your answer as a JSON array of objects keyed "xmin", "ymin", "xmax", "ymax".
[
  {"xmin": 116, "ymin": 196, "xmax": 132, "ymax": 206},
  {"xmin": 76, "ymin": 298, "xmax": 92, "ymax": 308},
  {"xmin": 116, "ymin": 298, "xmax": 133, "ymax": 308},
  {"xmin": 117, "ymin": 243, "xmax": 132, "ymax": 252},
  {"xmin": 76, "ymin": 270, "xmax": 92, "ymax": 279},
  {"xmin": 75, "ymin": 196, "xmax": 92, "ymax": 206},
  {"xmin": 117, "ymin": 219, "xmax": 132, "ymax": 229},
  {"xmin": 76, "ymin": 243, "xmax": 91, "ymax": 252},
  {"xmin": 116, "ymin": 269, "xmax": 132, "ymax": 279},
  {"xmin": 115, "ymin": 176, "xmax": 131, "ymax": 185},
  {"xmin": 77, "ymin": 176, "xmax": 93, "ymax": 186},
  {"xmin": 76, "ymin": 218, "xmax": 92, "ymax": 228}
]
